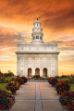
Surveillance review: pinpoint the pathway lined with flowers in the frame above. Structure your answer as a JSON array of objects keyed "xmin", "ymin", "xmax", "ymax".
[{"xmin": 10, "ymin": 81, "xmax": 67, "ymax": 111}]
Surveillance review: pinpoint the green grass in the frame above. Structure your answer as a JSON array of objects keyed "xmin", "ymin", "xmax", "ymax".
[
  {"xmin": 58, "ymin": 78, "xmax": 70, "ymax": 81},
  {"xmin": 0, "ymin": 82, "xmax": 11, "ymax": 93},
  {"xmin": 4, "ymin": 77, "xmax": 13, "ymax": 82},
  {"xmin": 71, "ymin": 84, "xmax": 74, "ymax": 91},
  {"xmin": 0, "ymin": 76, "xmax": 13, "ymax": 93},
  {"xmin": 0, "ymin": 83, "xmax": 7, "ymax": 90}
]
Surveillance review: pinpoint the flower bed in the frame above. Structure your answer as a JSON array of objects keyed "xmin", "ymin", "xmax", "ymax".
[
  {"xmin": 6, "ymin": 82, "xmax": 19, "ymax": 94},
  {"xmin": 48, "ymin": 76, "xmax": 74, "ymax": 111},
  {"xmin": 48, "ymin": 77, "xmax": 58, "ymax": 87},
  {"xmin": 0, "ymin": 72, "xmax": 28, "ymax": 110},
  {"xmin": 6, "ymin": 76, "xmax": 28, "ymax": 94},
  {"xmin": 59, "ymin": 91, "xmax": 74, "ymax": 111},
  {"xmin": 15, "ymin": 76, "xmax": 28, "ymax": 85},
  {"xmin": 56, "ymin": 80, "xmax": 70, "ymax": 95},
  {"xmin": 0, "ymin": 89, "xmax": 15, "ymax": 110},
  {"xmin": 0, "ymin": 76, "xmax": 28, "ymax": 110}
]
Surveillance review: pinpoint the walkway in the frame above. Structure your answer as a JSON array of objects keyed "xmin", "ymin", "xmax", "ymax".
[{"xmin": 10, "ymin": 81, "xmax": 67, "ymax": 111}]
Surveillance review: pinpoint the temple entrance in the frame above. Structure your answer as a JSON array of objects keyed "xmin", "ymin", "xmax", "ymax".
[
  {"xmin": 27, "ymin": 68, "xmax": 32, "ymax": 77},
  {"xmin": 43, "ymin": 68, "xmax": 48, "ymax": 77},
  {"xmin": 35, "ymin": 68, "xmax": 40, "ymax": 76}
]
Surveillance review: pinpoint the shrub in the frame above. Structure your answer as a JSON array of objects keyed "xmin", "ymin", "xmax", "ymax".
[
  {"xmin": 56, "ymin": 80, "xmax": 70, "ymax": 95},
  {"xmin": 15, "ymin": 76, "xmax": 28, "ymax": 85},
  {"xmin": 6, "ymin": 76, "xmax": 28, "ymax": 94},
  {"xmin": 59, "ymin": 91, "xmax": 74, "ymax": 110},
  {"xmin": 67, "ymin": 91, "xmax": 74, "ymax": 111},
  {"xmin": 14, "ymin": 81, "xmax": 20, "ymax": 90},
  {"xmin": 0, "ymin": 89, "xmax": 15, "ymax": 110},
  {"xmin": 6, "ymin": 82, "xmax": 17, "ymax": 94},
  {"xmin": 64, "ymin": 80, "xmax": 71, "ymax": 91},
  {"xmin": 3, "ymin": 72, "xmax": 14, "ymax": 77},
  {"xmin": 32, "ymin": 75, "xmax": 41, "ymax": 79},
  {"xmin": 56, "ymin": 80, "xmax": 64, "ymax": 95},
  {"xmin": 21, "ymin": 76, "xmax": 28, "ymax": 83},
  {"xmin": 48, "ymin": 77, "xmax": 58, "ymax": 87},
  {"xmin": 59, "ymin": 92, "xmax": 70, "ymax": 105}
]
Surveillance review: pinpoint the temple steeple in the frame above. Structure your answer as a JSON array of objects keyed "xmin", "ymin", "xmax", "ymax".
[{"xmin": 32, "ymin": 18, "xmax": 43, "ymax": 44}]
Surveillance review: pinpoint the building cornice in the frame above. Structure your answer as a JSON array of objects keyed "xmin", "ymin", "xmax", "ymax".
[{"xmin": 16, "ymin": 51, "xmax": 59, "ymax": 55}]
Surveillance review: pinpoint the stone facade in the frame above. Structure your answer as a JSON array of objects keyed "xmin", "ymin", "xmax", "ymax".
[{"xmin": 16, "ymin": 19, "xmax": 59, "ymax": 77}]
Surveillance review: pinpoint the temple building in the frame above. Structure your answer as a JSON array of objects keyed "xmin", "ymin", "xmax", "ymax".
[{"xmin": 16, "ymin": 19, "xmax": 59, "ymax": 77}]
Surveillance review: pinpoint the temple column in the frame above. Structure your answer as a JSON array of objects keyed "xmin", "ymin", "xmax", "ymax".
[
  {"xmin": 32, "ymin": 68, "xmax": 35, "ymax": 76},
  {"xmin": 40, "ymin": 68, "xmax": 43, "ymax": 77}
]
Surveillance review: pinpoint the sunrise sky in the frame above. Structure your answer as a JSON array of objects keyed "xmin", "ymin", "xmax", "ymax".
[{"xmin": 0, "ymin": 0, "xmax": 74, "ymax": 75}]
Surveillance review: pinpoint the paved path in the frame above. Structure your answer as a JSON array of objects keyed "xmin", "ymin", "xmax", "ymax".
[{"xmin": 10, "ymin": 81, "xmax": 67, "ymax": 111}]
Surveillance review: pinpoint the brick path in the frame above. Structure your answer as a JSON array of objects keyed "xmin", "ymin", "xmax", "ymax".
[{"xmin": 10, "ymin": 81, "xmax": 67, "ymax": 111}]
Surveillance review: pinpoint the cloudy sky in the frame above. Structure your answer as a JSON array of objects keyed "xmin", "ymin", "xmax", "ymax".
[{"xmin": 0, "ymin": 0, "xmax": 74, "ymax": 75}]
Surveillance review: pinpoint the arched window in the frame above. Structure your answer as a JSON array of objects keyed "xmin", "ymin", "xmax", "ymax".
[
  {"xmin": 35, "ymin": 68, "xmax": 40, "ymax": 75},
  {"xmin": 27, "ymin": 68, "xmax": 32, "ymax": 78},
  {"xmin": 43, "ymin": 68, "xmax": 48, "ymax": 77}
]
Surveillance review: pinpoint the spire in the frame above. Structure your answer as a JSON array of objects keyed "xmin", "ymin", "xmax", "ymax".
[
  {"xmin": 37, "ymin": 18, "xmax": 38, "ymax": 20},
  {"xmin": 32, "ymin": 18, "xmax": 43, "ymax": 44}
]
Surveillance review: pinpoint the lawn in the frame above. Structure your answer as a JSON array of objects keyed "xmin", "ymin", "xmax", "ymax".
[
  {"xmin": 58, "ymin": 77, "xmax": 70, "ymax": 81},
  {"xmin": 4, "ymin": 76, "xmax": 13, "ymax": 82},
  {"xmin": 0, "ymin": 83, "xmax": 7, "ymax": 90},
  {"xmin": 71, "ymin": 84, "xmax": 74, "ymax": 91},
  {"xmin": 0, "ymin": 77, "xmax": 12, "ymax": 91},
  {"xmin": 0, "ymin": 82, "xmax": 11, "ymax": 93}
]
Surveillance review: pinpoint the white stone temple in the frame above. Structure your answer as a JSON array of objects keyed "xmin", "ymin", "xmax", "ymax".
[{"xmin": 16, "ymin": 18, "xmax": 59, "ymax": 77}]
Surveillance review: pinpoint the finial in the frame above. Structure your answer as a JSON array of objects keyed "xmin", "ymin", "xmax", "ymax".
[{"xmin": 37, "ymin": 18, "xmax": 38, "ymax": 20}]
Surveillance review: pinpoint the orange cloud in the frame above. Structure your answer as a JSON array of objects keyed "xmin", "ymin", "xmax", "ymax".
[{"xmin": 0, "ymin": 0, "xmax": 74, "ymax": 75}]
